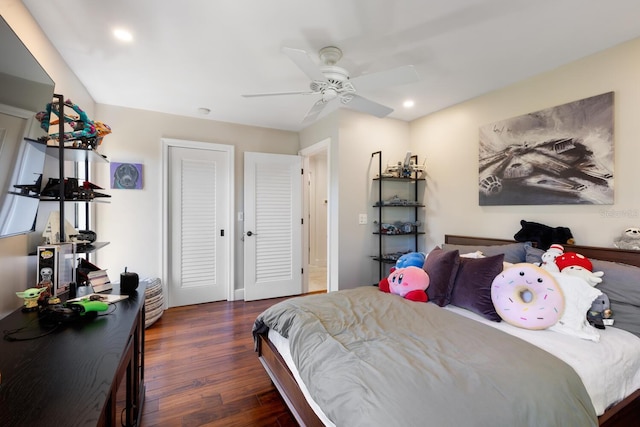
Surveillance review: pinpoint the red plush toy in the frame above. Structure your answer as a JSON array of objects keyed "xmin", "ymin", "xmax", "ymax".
[{"xmin": 379, "ymin": 266, "xmax": 430, "ymax": 302}]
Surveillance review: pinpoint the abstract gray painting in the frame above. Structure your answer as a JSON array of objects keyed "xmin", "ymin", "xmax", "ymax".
[{"xmin": 479, "ymin": 92, "xmax": 614, "ymax": 205}]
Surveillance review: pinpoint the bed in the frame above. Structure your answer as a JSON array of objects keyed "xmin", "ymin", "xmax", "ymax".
[{"xmin": 253, "ymin": 235, "xmax": 640, "ymax": 426}]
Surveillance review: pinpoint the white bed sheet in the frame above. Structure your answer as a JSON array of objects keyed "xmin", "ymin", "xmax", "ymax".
[
  {"xmin": 444, "ymin": 305, "xmax": 640, "ymax": 415},
  {"xmin": 268, "ymin": 304, "xmax": 640, "ymax": 422},
  {"xmin": 268, "ymin": 328, "xmax": 336, "ymax": 427}
]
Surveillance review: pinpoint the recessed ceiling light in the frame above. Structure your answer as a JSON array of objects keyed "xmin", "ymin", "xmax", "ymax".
[
  {"xmin": 403, "ymin": 100, "xmax": 415, "ymax": 108},
  {"xmin": 113, "ymin": 28, "xmax": 133, "ymax": 42}
]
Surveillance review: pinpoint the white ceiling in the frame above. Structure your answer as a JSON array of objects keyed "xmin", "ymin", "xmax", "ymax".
[{"xmin": 21, "ymin": 0, "xmax": 640, "ymax": 132}]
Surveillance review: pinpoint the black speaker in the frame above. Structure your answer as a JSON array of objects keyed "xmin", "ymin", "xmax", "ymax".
[{"xmin": 120, "ymin": 268, "xmax": 139, "ymax": 294}]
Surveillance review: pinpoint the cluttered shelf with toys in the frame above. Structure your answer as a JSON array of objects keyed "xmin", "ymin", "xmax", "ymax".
[
  {"xmin": 27, "ymin": 95, "xmax": 112, "ymax": 260},
  {"xmin": 371, "ymin": 150, "xmax": 426, "ymax": 282}
]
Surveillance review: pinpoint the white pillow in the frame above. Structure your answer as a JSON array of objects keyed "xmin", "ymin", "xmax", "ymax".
[
  {"xmin": 460, "ymin": 251, "xmax": 484, "ymax": 258},
  {"xmin": 549, "ymin": 273, "xmax": 602, "ymax": 342}
]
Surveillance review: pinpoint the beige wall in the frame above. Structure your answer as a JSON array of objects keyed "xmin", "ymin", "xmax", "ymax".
[
  {"xmin": 0, "ymin": 0, "xmax": 95, "ymax": 317},
  {"xmin": 301, "ymin": 110, "xmax": 412, "ymax": 289},
  {"xmin": 93, "ymin": 104, "xmax": 299, "ymax": 294},
  {"xmin": 411, "ymin": 37, "xmax": 640, "ymax": 249}
]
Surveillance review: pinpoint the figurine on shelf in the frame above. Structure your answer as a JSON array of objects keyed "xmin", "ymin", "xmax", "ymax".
[
  {"xmin": 37, "ymin": 267, "xmax": 54, "ymax": 302},
  {"xmin": 35, "ymin": 99, "xmax": 111, "ymax": 150},
  {"xmin": 12, "ymin": 174, "xmax": 42, "ymax": 196},
  {"xmin": 16, "ymin": 287, "xmax": 48, "ymax": 312}
]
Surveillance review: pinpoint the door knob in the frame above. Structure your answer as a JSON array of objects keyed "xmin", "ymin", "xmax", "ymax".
[{"xmin": 246, "ymin": 231, "xmax": 256, "ymax": 236}]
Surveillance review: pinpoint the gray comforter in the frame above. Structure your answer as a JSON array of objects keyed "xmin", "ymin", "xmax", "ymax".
[{"xmin": 253, "ymin": 286, "xmax": 597, "ymax": 427}]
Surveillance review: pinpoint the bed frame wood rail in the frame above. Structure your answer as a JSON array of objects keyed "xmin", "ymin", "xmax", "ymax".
[
  {"xmin": 257, "ymin": 334, "xmax": 324, "ymax": 427},
  {"xmin": 256, "ymin": 235, "xmax": 640, "ymax": 426}
]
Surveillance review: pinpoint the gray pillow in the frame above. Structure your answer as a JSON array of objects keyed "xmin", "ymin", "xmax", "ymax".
[
  {"xmin": 592, "ymin": 259, "xmax": 640, "ymax": 338},
  {"xmin": 442, "ymin": 242, "xmax": 530, "ymax": 264},
  {"xmin": 525, "ymin": 245, "xmax": 545, "ymax": 264}
]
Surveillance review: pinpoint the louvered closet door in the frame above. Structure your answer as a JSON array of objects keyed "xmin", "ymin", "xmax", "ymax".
[
  {"xmin": 168, "ymin": 145, "xmax": 228, "ymax": 306},
  {"xmin": 243, "ymin": 152, "xmax": 302, "ymax": 301}
]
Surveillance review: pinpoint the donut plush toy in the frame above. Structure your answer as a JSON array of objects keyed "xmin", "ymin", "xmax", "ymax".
[
  {"xmin": 379, "ymin": 266, "xmax": 430, "ymax": 302},
  {"xmin": 491, "ymin": 263, "xmax": 565, "ymax": 330}
]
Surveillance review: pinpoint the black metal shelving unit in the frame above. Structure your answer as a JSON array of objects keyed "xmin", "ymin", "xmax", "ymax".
[
  {"xmin": 40, "ymin": 94, "xmax": 110, "ymax": 255},
  {"xmin": 371, "ymin": 151, "xmax": 425, "ymax": 282}
]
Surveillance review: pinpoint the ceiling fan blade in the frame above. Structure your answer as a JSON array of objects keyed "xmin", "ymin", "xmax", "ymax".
[
  {"xmin": 302, "ymin": 99, "xmax": 330, "ymax": 125},
  {"xmin": 342, "ymin": 94, "xmax": 393, "ymax": 118},
  {"xmin": 282, "ymin": 47, "xmax": 327, "ymax": 82},
  {"xmin": 242, "ymin": 90, "xmax": 315, "ymax": 98},
  {"xmin": 350, "ymin": 65, "xmax": 419, "ymax": 92}
]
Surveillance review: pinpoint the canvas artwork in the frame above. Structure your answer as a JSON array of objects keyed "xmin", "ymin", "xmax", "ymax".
[
  {"xmin": 110, "ymin": 162, "xmax": 143, "ymax": 189},
  {"xmin": 478, "ymin": 92, "xmax": 614, "ymax": 205}
]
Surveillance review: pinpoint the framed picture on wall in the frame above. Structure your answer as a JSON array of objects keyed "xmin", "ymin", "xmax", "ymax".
[
  {"xmin": 478, "ymin": 91, "xmax": 614, "ymax": 205},
  {"xmin": 110, "ymin": 162, "xmax": 143, "ymax": 189}
]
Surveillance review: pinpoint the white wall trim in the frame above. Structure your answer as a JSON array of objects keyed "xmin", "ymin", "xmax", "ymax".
[{"xmin": 299, "ymin": 138, "xmax": 335, "ymax": 292}]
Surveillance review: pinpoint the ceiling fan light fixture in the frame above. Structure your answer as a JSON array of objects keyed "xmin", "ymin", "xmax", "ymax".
[
  {"xmin": 318, "ymin": 46, "xmax": 342, "ymax": 65},
  {"xmin": 322, "ymin": 88, "xmax": 338, "ymax": 102},
  {"xmin": 244, "ymin": 45, "xmax": 420, "ymax": 125}
]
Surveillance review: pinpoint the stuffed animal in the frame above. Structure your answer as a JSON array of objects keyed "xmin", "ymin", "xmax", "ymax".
[
  {"xmin": 513, "ymin": 219, "xmax": 575, "ymax": 250},
  {"xmin": 379, "ymin": 266, "xmax": 430, "ymax": 302},
  {"xmin": 539, "ymin": 244, "xmax": 564, "ymax": 272},
  {"xmin": 395, "ymin": 252, "xmax": 426, "ymax": 269},
  {"xmin": 587, "ymin": 293, "xmax": 614, "ymax": 329},
  {"xmin": 613, "ymin": 227, "xmax": 640, "ymax": 250},
  {"xmin": 555, "ymin": 252, "xmax": 604, "ymax": 286}
]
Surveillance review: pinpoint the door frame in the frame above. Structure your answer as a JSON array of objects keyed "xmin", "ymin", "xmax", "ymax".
[
  {"xmin": 162, "ymin": 138, "xmax": 235, "ymax": 306},
  {"xmin": 300, "ymin": 138, "xmax": 336, "ymax": 292}
]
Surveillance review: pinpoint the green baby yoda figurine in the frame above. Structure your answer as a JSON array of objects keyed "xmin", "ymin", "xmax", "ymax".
[{"xmin": 16, "ymin": 287, "xmax": 48, "ymax": 311}]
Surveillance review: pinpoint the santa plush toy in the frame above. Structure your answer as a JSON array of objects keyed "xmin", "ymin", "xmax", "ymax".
[
  {"xmin": 539, "ymin": 244, "xmax": 564, "ymax": 272},
  {"xmin": 555, "ymin": 252, "xmax": 604, "ymax": 286}
]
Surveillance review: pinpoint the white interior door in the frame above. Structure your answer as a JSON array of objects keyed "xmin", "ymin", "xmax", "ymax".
[
  {"xmin": 166, "ymin": 143, "xmax": 231, "ymax": 307},
  {"xmin": 243, "ymin": 152, "xmax": 302, "ymax": 301}
]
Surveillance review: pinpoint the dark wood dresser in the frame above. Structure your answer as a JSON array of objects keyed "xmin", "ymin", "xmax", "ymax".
[{"xmin": 0, "ymin": 285, "xmax": 145, "ymax": 426}]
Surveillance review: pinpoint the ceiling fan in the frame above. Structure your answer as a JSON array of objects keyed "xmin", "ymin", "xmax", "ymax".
[{"xmin": 242, "ymin": 46, "xmax": 420, "ymax": 124}]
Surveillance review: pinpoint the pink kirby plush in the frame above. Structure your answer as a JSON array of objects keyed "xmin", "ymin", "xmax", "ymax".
[{"xmin": 386, "ymin": 266, "xmax": 430, "ymax": 302}]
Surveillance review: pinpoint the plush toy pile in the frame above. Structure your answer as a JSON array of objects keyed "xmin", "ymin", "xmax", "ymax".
[{"xmin": 516, "ymin": 244, "xmax": 613, "ymax": 329}]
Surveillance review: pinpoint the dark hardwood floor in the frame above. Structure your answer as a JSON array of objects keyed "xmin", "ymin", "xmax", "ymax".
[{"xmin": 141, "ymin": 295, "xmax": 301, "ymax": 427}]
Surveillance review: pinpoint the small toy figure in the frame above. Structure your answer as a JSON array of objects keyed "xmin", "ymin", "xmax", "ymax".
[
  {"xmin": 587, "ymin": 293, "xmax": 614, "ymax": 329},
  {"xmin": 555, "ymin": 252, "xmax": 604, "ymax": 286},
  {"xmin": 539, "ymin": 244, "xmax": 564, "ymax": 272},
  {"xmin": 37, "ymin": 267, "xmax": 54, "ymax": 303},
  {"xmin": 36, "ymin": 99, "xmax": 111, "ymax": 149},
  {"xmin": 16, "ymin": 287, "xmax": 48, "ymax": 311}
]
